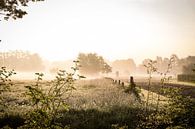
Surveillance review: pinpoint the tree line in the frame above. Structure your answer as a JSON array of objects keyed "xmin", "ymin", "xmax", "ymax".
[
  {"xmin": 137, "ymin": 55, "xmax": 195, "ymax": 75},
  {"xmin": 0, "ymin": 50, "xmax": 44, "ymax": 71},
  {"xmin": 0, "ymin": 51, "xmax": 194, "ymax": 75}
]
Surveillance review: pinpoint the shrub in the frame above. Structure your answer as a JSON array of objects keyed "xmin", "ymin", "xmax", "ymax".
[
  {"xmin": 20, "ymin": 61, "xmax": 84, "ymax": 128},
  {"xmin": 0, "ymin": 67, "xmax": 16, "ymax": 112},
  {"xmin": 139, "ymin": 87, "xmax": 195, "ymax": 129}
]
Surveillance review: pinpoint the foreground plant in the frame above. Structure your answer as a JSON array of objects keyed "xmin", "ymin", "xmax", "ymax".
[
  {"xmin": 156, "ymin": 55, "xmax": 176, "ymax": 111},
  {"xmin": 21, "ymin": 61, "xmax": 84, "ymax": 129},
  {"xmin": 139, "ymin": 87, "xmax": 195, "ymax": 129},
  {"xmin": 0, "ymin": 0, "xmax": 45, "ymax": 20},
  {"xmin": 124, "ymin": 76, "xmax": 141, "ymax": 102},
  {"xmin": 139, "ymin": 55, "xmax": 195, "ymax": 129},
  {"xmin": 143, "ymin": 60, "xmax": 157, "ymax": 112},
  {"xmin": 0, "ymin": 67, "xmax": 16, "ymax": 111},
  {"xmin": 0, "ymin": 67, "xmax": 16, "ymax": 94}
]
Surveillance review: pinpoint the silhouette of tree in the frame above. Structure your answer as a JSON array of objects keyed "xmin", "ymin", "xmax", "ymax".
[
  {"xmin": 0, "ymin": 0, "xmax": 44, "ymax": 20},
  {"xmin": 77, "ymin": 53, "xmax": 112, "ymax": 76}
]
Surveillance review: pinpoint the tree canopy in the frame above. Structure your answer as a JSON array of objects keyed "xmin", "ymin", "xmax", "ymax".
[
  {"xmin": 0, "ymin": 0, "xmax": 44, "ymax": 20},
  {"xmin": 77, "ymin": 53, "xmax": 112, "ymax": 76}
]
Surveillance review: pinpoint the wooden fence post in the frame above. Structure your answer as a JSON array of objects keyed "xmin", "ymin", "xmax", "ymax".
[{"xmin": 130, "ymin": 76, "xmax": 136, "ymax": 88}]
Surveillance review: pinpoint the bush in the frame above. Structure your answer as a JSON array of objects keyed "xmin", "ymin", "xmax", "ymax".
[
  {"xmin": 20, "ymin": 61, "xmax": 84, "ymax": 128},
  {"xmin": 139, "ymin": 87, "xmax": 195, "ymax": 129}
]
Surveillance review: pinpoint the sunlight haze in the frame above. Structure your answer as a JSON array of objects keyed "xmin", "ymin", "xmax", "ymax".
[{"xmin": 0, "ymin": 0, "xmax": 195, "ymax": 64}]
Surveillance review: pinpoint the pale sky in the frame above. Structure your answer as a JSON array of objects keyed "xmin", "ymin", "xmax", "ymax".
[{"xmin": 0, "ymin": 0, "xmax": 195, "ymax": 64}]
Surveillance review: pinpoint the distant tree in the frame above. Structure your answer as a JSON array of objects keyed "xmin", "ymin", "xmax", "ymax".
[
  {"xmin": 0, "ymin": 50, "xmax": 45, "ymax": 71},
  {"xmin": 182, "ymin": 64, "xmax": 195, "ymax": 75},
  {"xmin": 112, "ymin": 59, "xmax": 136, "ymax": 75},
  {"xmin": 181, "ymin": 56, "xmax": 195, "ymax": 74},
  {"xmin": 155, "ymin": 54, "xmax": 180, "ymax": 74},
  {"xmin": 0, "ymin": 0, "xmax": 44, "ymax": 20},
  {"xmin": 77, "ymin": 53, "xmax": 112, "ymax": 76}
]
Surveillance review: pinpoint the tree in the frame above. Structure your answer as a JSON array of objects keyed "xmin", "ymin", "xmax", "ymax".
[
  {"xmin": 77, "ymin": 53, "xmax": 112, "ymax": 76},
  {"xmin": 0, "ymin": 0, "xmax": 44, "ymax": 20},
  {"xmin": 182, "ymin": 63, "xmax": 195, "ymax": 75},
  {"xmin": 112, "ymin": 59, "xmax": 136, "ymax": 75},
  {"xmin": 181, "ymin": 56, "xmax": 195, "ymax": 74},
  {"xmin": 102, "ymin": 63, "xmax": 112, "ymax": 74}
]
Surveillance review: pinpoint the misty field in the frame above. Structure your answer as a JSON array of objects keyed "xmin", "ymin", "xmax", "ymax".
[
  {"xmin": 0, "ymin": 78, "xmax": 140, "ymax": 129},
  {"xmin": 0, "ymin": 77, "xmax": 195, "ymax": 129}
]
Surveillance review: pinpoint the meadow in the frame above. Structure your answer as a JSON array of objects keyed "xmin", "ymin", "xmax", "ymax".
[
  {"xmin": 0, "ymin": 76, "xmax": 195, "ymax": 129},
  {"xmin": 0, "ymin": 78, "xmax": 141, "ymax": 128}
]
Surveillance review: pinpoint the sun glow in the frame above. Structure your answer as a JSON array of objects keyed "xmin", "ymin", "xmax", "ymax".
[{"xmin": 0, "ymin": 0, "xmax": 195, "ymax": 64}]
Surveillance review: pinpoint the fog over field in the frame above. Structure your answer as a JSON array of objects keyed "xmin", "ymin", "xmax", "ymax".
[
  {"xmin": 1, "ymin": 0, "xmax": 195, "ymax": 64},
  {"xmin": 1, "ymin": 0, "xmax": 195, "ymax": 79}
]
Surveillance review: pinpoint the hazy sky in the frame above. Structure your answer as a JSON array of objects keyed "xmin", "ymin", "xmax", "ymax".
[{"xmin": 0, "ymin": 0, "xmax": 195, "ymax": 64}]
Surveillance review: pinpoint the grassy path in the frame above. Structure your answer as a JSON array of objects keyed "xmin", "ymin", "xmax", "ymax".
[{"xmin": 112, "ymin": 79, "xmax": 167, "ymax": 106}]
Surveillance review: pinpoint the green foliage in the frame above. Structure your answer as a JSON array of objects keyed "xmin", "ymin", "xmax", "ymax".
[
  {"xmin": 143, "ymin": 55, "xmax": 176, "ymax": 111},
  {"xmin": 0, "ymin": 0, "xmax": 44, "ymax": 20},
  {"xmin": 139, "ymin": 88, "xmax": 195, "ymax": 129},
  {"xmin": 57, "ymin": 106, "xmax": 142, "ymax": 129},
  {"xmin": 162, "ymin": 88, "xmax": 195, "ymax": 128},
  {"xmin": 22, "ymin": 61, "xmax": 81, "ymax": 128},
  {"xmin": 127, "ymin": 87, "xmax": 141, "ymax": 102},
  {"xmin": 0, "ymin": 67, "xmax": 16, "ymax": 94},
  {"xmin": 124, "ymin": 82, "xmax": 141, "ymax": 102},
  {"xmin": 0, "ymin": 67, "xmax": 16, "ymax": 111},
  {"xmin": 0, "ymin": 56, "xmax": 195, "ymax": 129},
  {"xmin": 143, "ymin": 59, "xmax": 157, "ymax": 111},
  {"xmin": 77, "ymin": 53, "xmax": 112, "ymax": 75},
  {"xmin": 139, "ymin": 55, "xmax": 195, "ymax": 129},
  {"xmin": 143, "ymin": 59, "xmax": 157, "ymax": 75},
  {"xmin": 156, "ymin": 55, "xmax": 176, "ymax": 111}
]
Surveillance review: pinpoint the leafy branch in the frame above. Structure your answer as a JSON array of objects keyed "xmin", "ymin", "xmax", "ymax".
[{"xmin": 23, "ymin": 61, "xmax": 84, "ymax": 128}]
